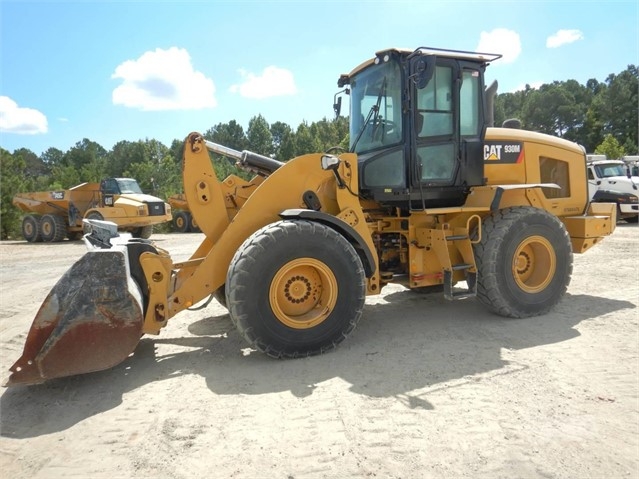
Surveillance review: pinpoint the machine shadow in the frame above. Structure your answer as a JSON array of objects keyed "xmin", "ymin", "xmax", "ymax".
[{"xmin": 1, "ymin": 290, "xmax": 634, "ymax": 438}]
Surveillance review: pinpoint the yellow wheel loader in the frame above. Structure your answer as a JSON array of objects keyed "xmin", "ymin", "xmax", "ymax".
[{"xmin": 5, "ymin": 47, "xmax": 616, "ymax": 386}]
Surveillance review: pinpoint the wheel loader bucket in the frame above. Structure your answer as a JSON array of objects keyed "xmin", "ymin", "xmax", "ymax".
[{"xmin": 4, "ymin": 242, "xmax": 145, "ymax": 387}]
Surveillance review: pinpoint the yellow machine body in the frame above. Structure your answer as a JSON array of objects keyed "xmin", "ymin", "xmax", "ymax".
[{"xmin": 5, "ymin": 46, "xmax": 616, "ymax": 386}]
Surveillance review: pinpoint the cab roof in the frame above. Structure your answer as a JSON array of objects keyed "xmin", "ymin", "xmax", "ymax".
[{"xmin": 345, "ymin": 46, "xmax": 502, "ymax": 78}]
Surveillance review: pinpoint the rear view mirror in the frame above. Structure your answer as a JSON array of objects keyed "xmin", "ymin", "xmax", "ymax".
[
  {"xmin": 333, "ymin": 96, "xmax": 342, "ymax": 118},
  {"xmin": 410, "ymin": 57, "xmax": 435, "ymax": 89}
]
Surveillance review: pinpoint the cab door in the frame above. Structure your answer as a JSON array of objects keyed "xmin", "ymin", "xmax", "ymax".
[{"xmin": 409, "ymin": 57, "xmax": 486, "ymax": 205}]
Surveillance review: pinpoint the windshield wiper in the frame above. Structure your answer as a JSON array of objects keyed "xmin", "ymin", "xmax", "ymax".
[
  {"xmin": 350, "ymin": 104, "xmax": 377, "ymax": 153},
  {"xmin": 350, "ymin": 77, "xmax": 387, "ymax": 153}
]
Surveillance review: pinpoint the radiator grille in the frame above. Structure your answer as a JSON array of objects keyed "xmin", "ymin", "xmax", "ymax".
[{"xmin": 146, "ymin": 201, "xmax": 166, "ymax": 216}]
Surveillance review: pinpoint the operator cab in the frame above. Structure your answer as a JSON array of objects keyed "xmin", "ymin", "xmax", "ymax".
[
  {"xmin": 100, "ymin": 178, "xmax": 144, "ymax": 195},
  {"xmin": 337, "ymin": 47, "xmax": 501, "ymax": 209}
]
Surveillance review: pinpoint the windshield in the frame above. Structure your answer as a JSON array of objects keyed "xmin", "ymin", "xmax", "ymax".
[
  {"xmin": 349, "ymin": 60, "xmax": 403, "ymax": 154},
  {"xmin": 116, "ymin": 179, "xmax": 143, "ymax": 194},
  {"xmin": 595, "ymin": 164, "xmax": 627, "ymax": 178}
]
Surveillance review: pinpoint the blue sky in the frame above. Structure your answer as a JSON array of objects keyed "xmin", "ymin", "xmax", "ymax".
[{"xmin": 1, "ymin": 0, "xmax": 637, "ymax": 156}]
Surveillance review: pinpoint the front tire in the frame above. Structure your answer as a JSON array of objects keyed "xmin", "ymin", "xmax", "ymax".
[
  {"xmin": 227, "ymin": 220, "xmax": 366, "ymax": 358},
  {"xmin": 132, "ymin": 225, "xmax": 153, "ymax": 239},
  {"xmin": 474, "ymin": 207, "xmax": 573, "ymax": 318}
]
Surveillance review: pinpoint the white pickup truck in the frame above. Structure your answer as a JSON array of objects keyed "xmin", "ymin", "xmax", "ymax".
[{"xmin": 587, "ymin": 155, "xmax": 639, "ymax": 223}]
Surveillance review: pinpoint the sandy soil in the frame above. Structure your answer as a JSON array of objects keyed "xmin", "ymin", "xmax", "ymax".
[{"xmin": 0, "ymin": 224, "xmax": 637, "ymax": 479}]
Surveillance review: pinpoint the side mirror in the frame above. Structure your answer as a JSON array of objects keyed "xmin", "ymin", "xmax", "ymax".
[
  {"xmin": 333, "ymin": 96, "xmax": 342, "ymax": 118},
  {"xmin": 410, "ymin": 57, "xmax": 435, "ymax": 89},
  {"xmin": 333, "ymin": 88, "xmax": 349, "ymax": 118}
]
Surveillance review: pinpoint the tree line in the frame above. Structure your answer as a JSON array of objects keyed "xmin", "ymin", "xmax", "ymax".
[{"xmin": 1, "ymin": 65, "xmax": 636, "ymax": 239}]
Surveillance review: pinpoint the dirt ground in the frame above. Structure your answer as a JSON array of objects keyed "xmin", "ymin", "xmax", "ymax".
[{"xmin": 0, "ymin": 223, "xmax": 637, "ymax": 479}]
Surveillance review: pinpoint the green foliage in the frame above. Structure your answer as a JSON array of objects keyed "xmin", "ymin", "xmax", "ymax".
[
  {"xmin": 493, "ymin": 64, "xmax": 637, "ymax": 153},
  {"xmin": 0, "ymin": 149, "xmax": 28, "ymax": 239},
  {"xmin": 294, "ymin": 121, "xmax": 322, "ymax": 155},
  {"xmin": 247, "ymin": 114, "xmax": 273, "ymax": 157},
  {"xmin": 594, "ymin": 134, "xmax": 625, "ymax": 160},
  {"xmin": 270, "ymin": 121, "xmax": 293, "ymax": 161},
  {"xmin": 2, "ymin": 64, "xmax": 636, "ymax": 239}
]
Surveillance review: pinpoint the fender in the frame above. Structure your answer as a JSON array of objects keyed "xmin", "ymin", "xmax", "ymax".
[{"xmin": 279, "ymin": 208, "xmax": 377, "ymax": 278}]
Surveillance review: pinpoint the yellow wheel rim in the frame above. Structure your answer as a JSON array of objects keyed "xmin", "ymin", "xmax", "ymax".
[
  {"xmin": 41, "ymin": 220, "xmax": 51, "ymax": 236},
  {"xmin": 512, "ymin": 235, "xmax": 556, "ymax": 293},
  {"xmin": 175, "ymin": 216, "xmax": 185, "ymax": 229},
  {"xmin": 269, "ymin": 258, "xmax": 338, "ymax": 329},
  {"xmin": 24, "ymin": 221, "xmax": 35, "ymax": 236}
]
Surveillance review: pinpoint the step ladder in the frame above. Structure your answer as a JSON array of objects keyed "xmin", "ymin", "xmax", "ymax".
[{"xmin": 431, "ymin": 227, "xmax": 478, "ymax": 300}]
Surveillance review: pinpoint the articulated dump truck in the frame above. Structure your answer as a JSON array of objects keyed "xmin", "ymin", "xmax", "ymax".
[
  {"xmin": 5, "ymin": 46, "xmax": 616, "ymax": 386},
  {"xmin": 13, "ymin": 177, "xmax": 172, "ymax": 242},
  {"xmin": 167, "ymin": 193, "xmax": 201, "ymax": 232}
]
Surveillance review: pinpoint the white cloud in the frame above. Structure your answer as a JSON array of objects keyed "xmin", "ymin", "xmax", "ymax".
[
  {"xmin": 476, "ymin": 28, "xmax": 521, "ymax": 64},
  {"xmin": 112, "ymin": 47, "xmax": 216, "ymax": 111},
  {"xmin": 0, "ymin": 96, "xmax": 48, "ymax": 135},
  {"xmin": 546, "ymin": 29, "xmax": 584, "ymax": 48},
  {"xmin": 229, "ymin": 66, "xmax": 297, "ymax": 99}
]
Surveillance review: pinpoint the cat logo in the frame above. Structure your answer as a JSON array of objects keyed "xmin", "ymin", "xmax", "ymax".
[
  {"xmin": 483, "ymin": 141, "xmax": 523, "ymax": 164},
  {"xmin": 485, "ymin": 144, "xmax": 502, "ymax": 161}
]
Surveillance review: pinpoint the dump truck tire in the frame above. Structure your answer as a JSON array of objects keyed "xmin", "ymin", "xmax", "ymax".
[
  {"xmin": 227, "ymin": 220, "xmax": 366, "ymax": 358},
  {"xmin": 40, "ymin": 214, "xmax": 67, "ymax": 242},
  {"xmin": 188, "ymin": 214, "xmax": 201, "ymax": 233},
  {"xmin": 132, "ymin": 226, "xmax": 153, "ymax": 239},
  {"xmin": 173, "ymin": 211, "xmax": 190, "ymax": 232},
  {"xmin": 86, "ymin": 211, "xmax": 104, "ymax": 221},
  {"xmin": 22, "ymin": 215, "xmax": 42, "ymax": 243},
  {"xmin": 474, "ymin": 206, "xmax": 573, "ymax": 318}
]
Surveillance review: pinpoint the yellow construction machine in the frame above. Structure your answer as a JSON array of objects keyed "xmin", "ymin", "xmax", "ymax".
[
  {"xmin": 5, "ymin": 47, "xmax": 616, "ymax": 386},
  {"xmin": 167, "ymin": 193, "xmax": 201, "ymax": 232},
  {"xmin": 13, "ymin": 177, "xmax": 172, "ymax": 241}
]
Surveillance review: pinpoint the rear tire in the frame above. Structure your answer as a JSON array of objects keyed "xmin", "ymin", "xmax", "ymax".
[
  {"xmin": 173, "ymin": 211, "xmax": 190, "ymax": 232},
  {"xmin": 474, "ymin": 206, "xmax": 573, "ymax": 318},
  {"xmin": 227, "ymin": 220, "xmax": 366, "ymax": 358},
  {"xmin": 188, "ymin": 214, "xmax": 201, "ymax": 233},
  {"xmin": 40, "ymin": 214, "xmax": 67, "ymax": 242},
  {"xmin": 22, "ymin": 215, "xmax": 42, "ymax": 243}
]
